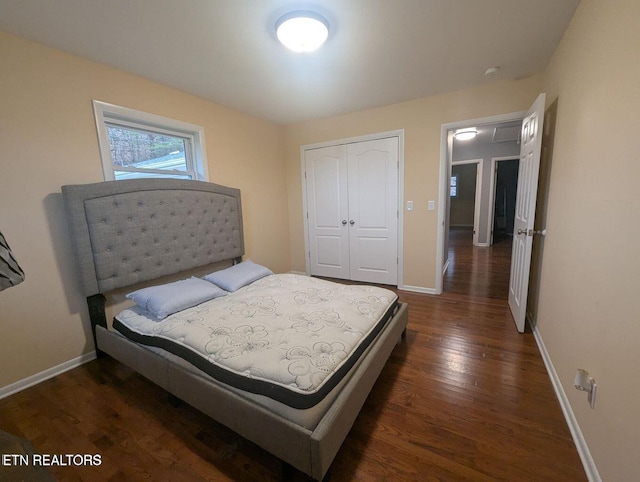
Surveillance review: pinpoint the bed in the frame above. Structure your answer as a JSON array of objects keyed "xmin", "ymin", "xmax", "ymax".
[{"xmin": 61, "ymin": 178, "xmax": 408, "ymax": 480}]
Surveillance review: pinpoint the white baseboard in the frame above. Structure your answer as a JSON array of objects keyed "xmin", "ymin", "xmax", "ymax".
[
  {"xmin": 0, "ymin": 351, "xmax": 97, "ymax": 400},
  {"xmin": 399, "ymin": 284, "xmax": 437, "ymax": 295},
  {"xmin": 287, "ymin": 270, "xmax": 308, "ymax": 276},
  {"xmin": 475, "ymin": 242, "xmax": 490, "ymax": 247},
  {"xmin": 530, "ymin": 321, "xmax": 601, "ymax": 482}
]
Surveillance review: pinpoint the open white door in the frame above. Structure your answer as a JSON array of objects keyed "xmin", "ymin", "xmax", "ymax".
[{"xmin": 509, "ymin": 93, "xmax": 546, "ymax": 332}]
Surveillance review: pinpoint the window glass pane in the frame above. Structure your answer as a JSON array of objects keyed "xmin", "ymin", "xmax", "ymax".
[
  {"xmin": 114, "ymin": 171, "xmax": 192, "ymax": 181},
  {"xmin": 450, "ymin": 186, "xmax": 457, "ymax": 197},
  {"xmin": 94, "ymin": 101, "xmax": 207, "ymax": 181},
  {"xmin": 106, "ymin": 124, "xmax": 188, "ymax": 172}
]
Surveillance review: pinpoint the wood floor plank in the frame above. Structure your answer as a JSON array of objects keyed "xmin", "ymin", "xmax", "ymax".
[{"xmin": 0, "ymin": 228, "xmax": 586, "ymax": 480}]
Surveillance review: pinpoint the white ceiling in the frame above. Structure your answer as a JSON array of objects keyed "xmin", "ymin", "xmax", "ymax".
[{"xmin": 0, "ymin": 0, "xmax": 580, "ymax": 125}]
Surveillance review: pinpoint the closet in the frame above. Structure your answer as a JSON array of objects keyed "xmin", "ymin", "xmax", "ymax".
[{"xmin": 303, "ymin": 136, "xmax": 399, "ymax": 285}]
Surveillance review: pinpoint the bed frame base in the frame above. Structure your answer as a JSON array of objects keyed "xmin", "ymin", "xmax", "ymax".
[
  {"xmin": 62, "ymin": 179, "xmax": 409, "ymax": 480},
  {"xmin": 87, "ymin": 294, "xmax": 107, "ymax": 357},
  {"xmin": 93, "ymin": 302, "xmax": 408, "ymax": 480}
]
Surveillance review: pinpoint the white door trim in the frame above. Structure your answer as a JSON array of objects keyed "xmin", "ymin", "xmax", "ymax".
[
  {"xmin": 301, "ymin": 129, "xmax": 404, "ymax": 288},
  {"xmin": 451, "ymin": 158, "xmax": 483, "ymax": 246},
  {"xmin": 437, "ymin": 112, "xmax": 525, "ymax": 294},
  {"xmin": 487, "ymin": 156, "xmax": 520, "ymax": 245}
]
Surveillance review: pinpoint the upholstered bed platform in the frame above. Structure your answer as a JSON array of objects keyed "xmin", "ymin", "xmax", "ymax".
[{"xmin": 62, "ymin": 179, "xmax": 408, "ymax": 480}]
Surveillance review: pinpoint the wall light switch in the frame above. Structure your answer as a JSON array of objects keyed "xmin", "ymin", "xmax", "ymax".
[
  {"xmin": 428, "ymin": 200, "xmax": 436, "ymax": 211},
  {"xmin": 406, "ymin": 201, "xmax": 414, "ymax": 211}
]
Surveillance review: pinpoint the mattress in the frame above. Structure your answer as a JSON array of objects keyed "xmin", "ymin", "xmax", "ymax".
[{"xmin": 114, "ymin": 274, "xmax": 398, "ymax": 409}]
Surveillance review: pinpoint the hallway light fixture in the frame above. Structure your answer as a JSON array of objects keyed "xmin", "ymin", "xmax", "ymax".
[
  {"xmin": 484, "ymin": 66, "xmax": 500, "ymax": 76},
  {"xmin": 453, "ymin": 128, "xmax": 478, "ymax": 141},
  {"xmin": 276, "ymin": 11, "xmax": 329, "ymax": 53}
]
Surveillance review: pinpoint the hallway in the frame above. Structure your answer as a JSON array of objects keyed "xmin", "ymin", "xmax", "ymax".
[{"xmin": 444, "ymin": 226, "xmax": 513, "ymax": 299}]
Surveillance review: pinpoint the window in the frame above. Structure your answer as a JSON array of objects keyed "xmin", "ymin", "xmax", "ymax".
[
  {"xmin": 450, "ymin": 174, "xmax": 458, "ymax": 197},
  {"xmin": 93, "ymin": 100, "xmax": 209, "ymax": 181}
]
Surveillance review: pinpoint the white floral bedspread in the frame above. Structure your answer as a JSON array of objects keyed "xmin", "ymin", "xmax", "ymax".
[{"xmin": 114, "ymin": 274, "xmax": 398, "ymax": 407}]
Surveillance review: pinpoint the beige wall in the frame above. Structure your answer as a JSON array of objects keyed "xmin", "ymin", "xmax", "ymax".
[
  {"xmin": 0, "ymin": 32, "xmax": 289, "ymax": 388},
  {"xmin": 538, "ymin": 0, "xmax": 640, "ymax": 479},
  {"xmin": 284, "ymin": 75, "xmax": 543, "ymax": 289}
]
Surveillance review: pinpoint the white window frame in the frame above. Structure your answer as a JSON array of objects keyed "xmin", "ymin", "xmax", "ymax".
[{"xmin": 92, "ymin": 100, "xmax": 209, "ymax": 181}]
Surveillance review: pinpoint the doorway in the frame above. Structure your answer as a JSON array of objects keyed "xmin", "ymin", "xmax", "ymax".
[
  {"xmin": 437, "ymin": 93, "xmax": 547, "ymax": 334},
  {"xmin": 488, "ymin": 157, "xmax": 519, "ymax": 245},
  {"xmin": 450, "ymin": 159, "xmax": 482, "ymax": 246},
  {"xmin": 436, "ymin": 112, "xmax": 525, "ymax": 295}
]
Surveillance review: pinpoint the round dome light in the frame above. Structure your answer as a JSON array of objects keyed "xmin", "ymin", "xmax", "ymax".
[
  {"xmin": 454, "ymin": 129, "xmax": 478, "ymax": 141},
  {"xmin": 276, "ymin": 11, "xmax": 329, "ymax": 53}
]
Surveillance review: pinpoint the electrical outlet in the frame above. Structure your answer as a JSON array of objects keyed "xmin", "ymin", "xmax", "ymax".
[
  {"xmin": 574, "ymin": 368, "xmax": 597, "ymax": 409},
  {"xmin": 407, "ymin": 201, "xmax": 413, "ymax": 211},
  {"xmin": 428, "ymin": 200, "xmax": 436, "ymax": 211}
]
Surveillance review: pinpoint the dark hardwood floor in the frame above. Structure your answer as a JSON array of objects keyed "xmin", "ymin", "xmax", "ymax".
[{"xmin": 0, "ymin": 230, "xmax": 586, "ymax": 481}]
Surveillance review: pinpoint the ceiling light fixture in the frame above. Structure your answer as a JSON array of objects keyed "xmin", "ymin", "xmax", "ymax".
[
  {"xmin": 484, "ymin": 66, "xmax": 500, "ymax": 76},
  {"xmin": 276, "ymin": 11, "xmax": 329, "ymax": 53},
  {"xmin": 454, "ymin": 129, "xmax": 478, "ymax": 141}
]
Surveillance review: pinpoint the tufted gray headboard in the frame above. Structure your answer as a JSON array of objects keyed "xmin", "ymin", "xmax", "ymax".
[{"xmin": 62, "ymin": 178, "xmax": 244, "ymax": 297}]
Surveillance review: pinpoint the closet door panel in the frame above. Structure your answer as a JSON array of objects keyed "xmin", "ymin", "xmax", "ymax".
[
  {"xmin": 347, "ymin": 138, "xmax": 398, "ymax": 285},
  {"xmin": 305, "ymin": 146, "xmax": 350, "ymax": 279}
]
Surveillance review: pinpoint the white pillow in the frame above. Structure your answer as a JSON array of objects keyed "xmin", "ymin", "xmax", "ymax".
[
  {"xmin": 126, "ymin": 277, "xmax": 227, "ymax": 319},
  {"xmin": 204, "ymin": 259, "xmax": 273, "ymax": 292}
]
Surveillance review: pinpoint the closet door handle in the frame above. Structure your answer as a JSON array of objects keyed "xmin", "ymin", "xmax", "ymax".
[
  {"xmin": 349, "ymin": 220, "xmax": 355, "ymax": 225},
  {"xmin": 342, "ymin": 220, "xmax": 347, "ymax": 225}
]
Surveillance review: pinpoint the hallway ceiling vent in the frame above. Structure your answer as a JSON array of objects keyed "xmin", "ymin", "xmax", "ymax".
[{"xmin": 492, "ymin": 125, "xmax": 520, "ymax": 143}]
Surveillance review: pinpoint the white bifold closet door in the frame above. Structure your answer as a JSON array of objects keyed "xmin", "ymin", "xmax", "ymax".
[{"xmin": 305, "ymin": 137, "xmax": 398, "ymax": 285}]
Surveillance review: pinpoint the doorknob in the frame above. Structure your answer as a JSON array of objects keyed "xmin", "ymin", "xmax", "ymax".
[
  {"xmin": 517, "ymin": 228, "xmax": 527, "ymax": 235},
  {"xmin": 349, "ymin": 220, "xmax": 355, "ymax": 225},
  {"xmin": 533, "ymin": 229, "xmax": 547, "ymax": 236},
  {"xmin": 342, "ymin": 220, "xmax": 347, "ymax": 225}
]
